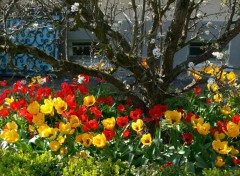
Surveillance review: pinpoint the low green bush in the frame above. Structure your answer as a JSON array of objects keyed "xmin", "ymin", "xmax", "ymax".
[
  {"xmin": 1, "ymin": 149, "xmax": 239, "ymax": 176},
  {"xmin": 202, "ymin": 167, "xmax": 240, "ymax": 176}
]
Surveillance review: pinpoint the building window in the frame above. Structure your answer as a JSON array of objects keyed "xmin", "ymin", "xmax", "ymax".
[{"xmin": 188, "ymin": 42, "xmax": 206, "ymax": 58}]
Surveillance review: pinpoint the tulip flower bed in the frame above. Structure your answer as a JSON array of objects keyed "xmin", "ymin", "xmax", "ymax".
[{"xmin": 0, "ymin": 63, "xmax": 239, "ymax": 175}]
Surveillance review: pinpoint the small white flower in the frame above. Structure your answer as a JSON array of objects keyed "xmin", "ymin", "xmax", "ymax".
[
  {"xmin": 206, "ymin": 21, "xmax": 213, "ymax": 28},
  {"xmin": 207, "ymin": 78, "xmax": 215, "ymax": 85},
  {"xmin": 152, "ymin": 48, "xmax": 162, "ymax": 58},
  {"xmin": 128, "ymin": 2, "xmax": 132, "ymax": 7},
  {"xmin": 150, "ymin": 39, "xmax": 155, "ymax": 44},
  {"xmin": 205, "ymin": 30, "xmax": 210, "ymax": 35},
  {"xmin": 71, "ymin": 3, "xmax": 79, "ymax": 12},
  {"xmin": 188, "ymin": 62, "xmax": 195, "ymax": 68},
  {"xmin": 77, "ymin": 75, "xmax": 86, "ymax": 84},
  {"xmin": 21, "ymin": 80, "xmax": 27, "ymax": 85},
  {"xmin": 74, "ymin": 2, "xmax": 79, "ymax": 7},
  {"xmin": 197, "ymin": 13, "xmax": 203, "ymax": 18},
  {"xmin": 32, "ymin": 23, "xmax": 38, "ymax": 28},
  {"xmin": 39, "ymin": 78, "xmax": 47, "ymax": 85},
  {"xmin": 212, "ymin": 52, "xmax": 224, "ymax": 60}
]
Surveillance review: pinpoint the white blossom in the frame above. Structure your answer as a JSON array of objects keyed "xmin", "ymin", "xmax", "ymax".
[
  {"xmin": 206, "ymin": 21, "xmax": 213, "ymax": 28},
  {"xmin": 21, "ymin": 80, "xmax": 27, "ymax": 85},
  {"xmin": 212, "ymin": 52, "xmax": 224, "ymax": 60},
  {"xmin": 205, "ymin": 30, "xmax": 210, "ymax": 35},
  {"xmin": 71, "ymin": 3, "xmax": 80, "ymax": 12},
  {"xmin": 39, "ymin": 77, "xmax": 47, "ymax": 85},
  {"xmin": 197, "ymin": 13, "xmax": 203, "ymax": 18},
  {"xmin": 77, "ymin": 75, "xmax": 86, "ymax": 84},
  {"xmin": 207, "ymin": 78, "xmax": 215, "ymax": 85},
  {"xmin": 150, "ymin": 39, "xmax": 155, "ymax": 44},
  {"xmin": 188, "ymin": 62, "xmax": 195, "ymax": 68},
  {"xmin": 152, "ymin": 48, "xmax": 162, "ymax": 58}
]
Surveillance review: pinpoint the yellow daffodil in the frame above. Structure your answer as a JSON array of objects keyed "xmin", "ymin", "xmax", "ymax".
[
  {"xmin": 220, "ymin": 105, "xmax": 231, "ymax": 116},
  {"xmin": 207, "ymin": 83, "xmax": 218, "ymax": 92},
  {"xmin": 54, "ymin": 97, "xmax": 68, "ymax": 114},
  {"xmin": 1, "ymin": 129, "xmax": 19, "ymax": 143},
  {"xmin": 75, "ymin": 133, "xmax": 93, "ymax": 147},
  {"xmin": 32, "ymin": 113, "xmax": 45, "ymax": 126},
  {"xmin": 213, "ymin": 93, "xmax": 223, "ymax": 103},
  {"xmin": 191, "ymin": 68, "xmax": 202, "ymax": 80},
  {"xmin": 59, "ymin": 122, "xmax": 75, "ymax": 134},
  {"xmin": 140, "ymin": 133, "xmax": 152, "ymax": 146},
  {"xmin": 131, "ymin": 119, "xmax": 144, "ymax": 132},
  {"xmin": 102, "ymin": 117, "xmax": 116, "ymax": 130},
  {"xmin": 49, "ymin": 140, "xmax": 60, "ymax": 151},
  {"xmin": 70, "ymin": 115, "xmax": 81, "ymax": 128},
  {"xmin": 203, "ymin": 66, "xmax": 214, "ymax": 75},
  {"xmin": 212, "ymin": 140, "xmax": 232, "ymax": 155},
  {"xmin": 83, "ymin": 95, "xmax": 96, "ymax": 107},
  {"xmin": 225, "ymin": 121, "xmax": 239, "ymax": 138},
  {"xmin": 227, "ymin": 71, "xmax": 237, "ymax": 84},
  {"xmin": 164, "ymin": 110, "xmax": 182, "ymax": 125},
  {"xmin": 27, "ymin": 101, "xmax": 40, "ymax": 115},
  {"xmin": 215, "ymin": 156, "xmax": 225, "ymax": 167},
  {"xmin": 197, "ymin": 122, "xmax": 211, "ymax": 135}
]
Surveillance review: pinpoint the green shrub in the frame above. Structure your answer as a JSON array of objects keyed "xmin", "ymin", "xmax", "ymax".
[
  {"xmin": 0, "ymin": 149, "xmax": 61, "ymax": 176},
  {"xmin": 1, "ymin": 149, "xmax": 239, "ymax": 176},
  {"xmin": 202, "ymin": 167, "xmax": 240, "ymax": 176}
]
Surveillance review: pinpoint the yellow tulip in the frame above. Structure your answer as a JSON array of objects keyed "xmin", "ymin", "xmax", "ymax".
[
  {"xmin": 54, "ymin": 97, "xmax": 68, "ymax": 114},
  {"xmin": 140, "ymin": 133, "xmax": 152, "ymax": 146},
  {"xmin": 212, "ymin": 140, "xmax": 232, "ymax": 155},
  {"xmin": 164, "ymin": 110, "xmax": 182, "ymax": 125},
  {"xmin": 131, "ymin": 119, "xmax": 144, "ymax": 132},
  {"xmin": 59, "ymin": 122, "xmax": 74, "ymax": 134},
  {"xmin": 220, "ymin": 105, "xmax": 231, "ymax": 116},
  {"xmin": 214, "ymin": 131, "xmax": 225, "ymax": 140},
  {"xmin": 102, "ymin": 117, "xmax": 116, "ymax": 130},
  {"xmin": 75, "ymin": 133, "xmax": 92, "ymax": 147},
  {"xmin": 27, "ymin": 101, "xmax": 40, "ymax": 115},
  {"xmin": 40, "ymin": 98, "xmax": 54, "ymax": 116},
  {"xmin": 5, "ymin": 121, "xmax": 18, "ymax": 131},
  {"xmin": 49, "ymin": 140, "xmax": 60, "ymax": 151},
  {"xmin": 83, "ymin": 95, "xmax": 96, "ymax": 107},
  {"xmin": 215, "ymin": 156, "xmax": 225, "ymax": 167},
  {"xmin": 32, "ymin": 113, "xmax": 45, "ymax": 126},
  {"xmin": 196, "ymin": 122, "xmax": 211, "ymax": 135},
  {"xmin": 37, "ymin": 124, "xmax": 53, "ymax": 138},
  {"xmin": 70, "ymin": 115, "xmax": 81, "ymax": 128},
  {"xmin": 58, "ymin": 136, "xmax": 66, "ymax": 144},
  {"xmin": 60, "ymin": 147, "xmax": 68, "ymax": 155},
  {"xmin": 1, "ymin": 129, "xmax": 19, "ymax": 143},
  {"xmin": 92, "ymin": 133, "xmax": 107, "ymax": 148},
  {"xmin": 225, "ymin": 121, "xmax": 239, "ymax": 138}
]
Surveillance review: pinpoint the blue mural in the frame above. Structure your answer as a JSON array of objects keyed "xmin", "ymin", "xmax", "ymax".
[{"xmin": 0, "ymin": 17, "xmax": 61, "ymax": 76}]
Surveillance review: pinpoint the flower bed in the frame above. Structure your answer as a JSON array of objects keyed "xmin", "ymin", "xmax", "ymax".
[{"xmin": 0, "ymin": 64, "xmax": 239, "ymax": 175}]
